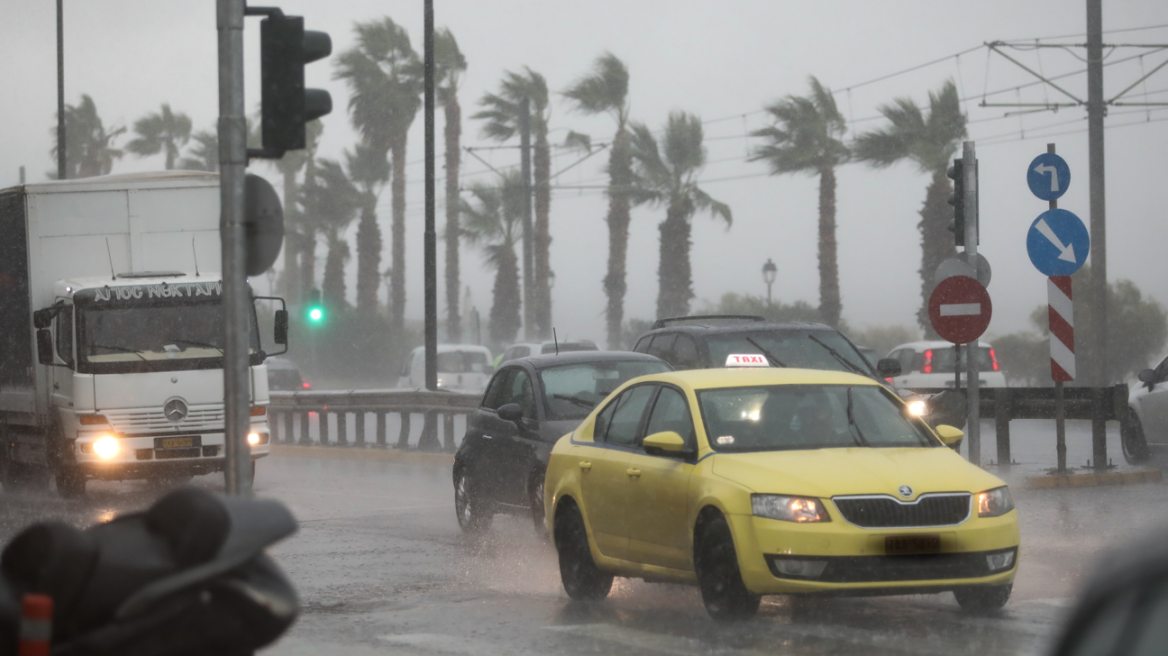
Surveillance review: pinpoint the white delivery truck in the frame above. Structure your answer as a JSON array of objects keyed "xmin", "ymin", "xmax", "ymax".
[{"xmin": 0, "ymin": 171, "xmax": 288, "ymax": 498}]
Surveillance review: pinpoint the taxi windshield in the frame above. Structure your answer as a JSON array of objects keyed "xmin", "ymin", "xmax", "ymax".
[
  {"xmin": 697, "ymin": 384, "xmax": 935, "ymax": 452},
  {"xmin": 540, "ymin": 360, "xmax": 671, "ymax": 420},
  {"xmin": 704, "ymin": 330, "xmax": 873, "ymax": 375}
]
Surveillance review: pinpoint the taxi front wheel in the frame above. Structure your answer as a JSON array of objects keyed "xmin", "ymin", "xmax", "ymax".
[
  {"xmin": 954, "ymin": 584, "xmax": 1012, "ymax": 612},
  {"xmin": 554, "ymin": 503, "xmax": 612, "ymax": 601},
  {"xmin": 696, "ymin": 514, "xmax": 760, "ymax": 621}
]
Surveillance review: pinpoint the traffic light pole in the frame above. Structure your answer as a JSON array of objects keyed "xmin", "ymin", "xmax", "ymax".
[
  {"xmin": 962, "ymin": 140, "xmax": 981, "ymax": 467},
  {"xmin": 217, "ymin": 0, "xmax": 252, "ymax": 495}
]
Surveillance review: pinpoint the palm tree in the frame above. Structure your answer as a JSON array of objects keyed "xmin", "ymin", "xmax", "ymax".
[
  {"xmin": 564, "ymin": 53, "xmax": 632, "ymax": 349},
  {"xmin": 346, "ymin": 141, "xmax": 391, "ymax": 316},
  {"xmin": 49, "ymin": 94, "xmax": 125, "ymax": 179},
  {"xmin": 854, "ymin": 80, "xmax": 967, "ymax": 336},
  {"xmin": 299, "ymin": 159, "xmax": 362, "ymax": 309},
  {"xmin": 269, "ymin": 120, "xmax": 323, "ymax": 305},
  {"xmin": 334, "ymin": 17, "xmax": 423, "ymax": 334},
  {"xmin": 436, "ymin": 28, "xmax": 468, "ymax": 341},
  {"xmin": 178, "ymin": 129, "xmax": 218, "ymax": 172},
  {"xmin": 460, "ymin": 171, "xmax": 525, "ymax": 347},
  {"xmin": 126, "ymin": 103, "xmax": 192, "ymax": 170},
  {"xmin": 629, "ymin": 111, "xmax": 732, "ymax": 319},
  {"xmin": 473, "ymin": 69, "xmax": 552, "ymax": 339},
  {"xmin": 750, "ymin": 76, "xmax": 850, "ymax": 328}
]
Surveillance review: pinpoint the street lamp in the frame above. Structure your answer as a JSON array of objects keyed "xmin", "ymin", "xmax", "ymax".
[{"xmin": 762, "ymin": 259, "xmax": 777, "ymax": 303}]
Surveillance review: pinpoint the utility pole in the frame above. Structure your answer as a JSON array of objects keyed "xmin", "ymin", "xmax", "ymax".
[
  {"xmin": 962, "ymin": 141, "xmax": 981, "ymax": 467},
  {"xmin": 519, "ymin": 98, "xmax": 534, "ymax": 340},
  {"xmin": 423, "ymin": 0, "xmax": 437, "ymax": 391},
  {"xmin": 1086, "ymin": 0, "xmax": 1107, "ymax": 389},
  {"xmin": 56, "ymin": 0, "xmax": 65, "ymax": 180},
  {"xmin": 217, "ymin": 0, "xmax": 251, "ymax": 495}
]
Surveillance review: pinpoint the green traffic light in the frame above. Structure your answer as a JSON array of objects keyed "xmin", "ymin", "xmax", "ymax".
[{"xmin": 308, "ymin": 307, "xmax": 324, "ymax": 323}]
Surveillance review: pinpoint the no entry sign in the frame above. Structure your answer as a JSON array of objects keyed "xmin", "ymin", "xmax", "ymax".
[{"xmin": 928, "ymin": 275, "xmax": 993, "ymax": 344}]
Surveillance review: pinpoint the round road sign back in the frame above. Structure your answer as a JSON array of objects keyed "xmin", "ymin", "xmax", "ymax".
[{"xmin": 928, "ymin": 275, "xmax": 992, "ymax": 344}]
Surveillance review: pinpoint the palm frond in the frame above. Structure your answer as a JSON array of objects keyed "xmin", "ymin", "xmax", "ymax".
[{"xmin": 563, "ymin": 52, "xmax": 628, "ymax": 120}]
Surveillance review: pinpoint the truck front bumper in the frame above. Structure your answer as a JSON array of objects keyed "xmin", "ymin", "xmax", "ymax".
[{"xmin": 71, "ymin": 428, "xmax": 270, "ymax": 480}]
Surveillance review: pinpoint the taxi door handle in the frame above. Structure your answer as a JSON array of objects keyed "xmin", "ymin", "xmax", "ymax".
[
  {"xmin": 579, "ymin": 461, "xmax": 592, "ymax": 471},
  {"xmin": 627, "ymin": 468, "xmax": 641, "ymax": 478}
]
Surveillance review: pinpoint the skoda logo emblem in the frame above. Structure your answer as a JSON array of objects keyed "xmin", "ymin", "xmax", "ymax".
[
  {"xmin": 898, "ymin": 485, "xmax": 913, "ymax": 498},
  {"xmin": 164, "ymin": 398, "xmax": 189, "ymax": 422}
]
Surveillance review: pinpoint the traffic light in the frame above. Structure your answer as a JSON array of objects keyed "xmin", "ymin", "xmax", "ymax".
[
  {"xmin": 306, "ymin": 289, "xmax": 325, "ymax": 325},
  {"xmin": 947, "ymin": 159, "xmax": 965, "ymax": 247},
  {"xmin": 258, "ymin": 11, "xmax": 332, "ymax": 156}
]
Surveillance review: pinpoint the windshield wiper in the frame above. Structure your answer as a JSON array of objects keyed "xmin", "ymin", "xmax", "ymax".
[
  {"xmin": 845, "ymin": 387, "xmax": 869, "ymax": 447},
  {"xmin": 89, "ymin": 343, "xmax": 149, "ymax": 362},
  {"xmin": 744, "ymin": 337, "xmax": 788, "ymax": 367},
  {"xmin": 807, "ymin": 334, "xmax": 870, "ymax": 377},
  {"xmin": 165, "ymin": 338, "xmax": 224, "ymax": 354},
  {"xmin": 553, "ymin": 393, "xmax": 596, "ymax": 409}
]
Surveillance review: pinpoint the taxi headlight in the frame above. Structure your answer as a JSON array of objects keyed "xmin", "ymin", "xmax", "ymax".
[
  {"xmin": 906, "ymin": 399, "xmax": 928, "ymax": 416},
  {"xmin": 977, "ymin": 486, "xmax": 1015, "ymax": 517},
  {"xmin": 752, "ymin": 494, "xmax": 831, "ymax": 523},
  {"xmin": 93, "ymin": 435, "xmax": 119, "ymax": 459}
]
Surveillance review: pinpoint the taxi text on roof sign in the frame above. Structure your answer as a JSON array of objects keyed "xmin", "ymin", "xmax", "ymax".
[{"xmin": 725, "ymin": 354, "xmax": 769, "ymax": 367}]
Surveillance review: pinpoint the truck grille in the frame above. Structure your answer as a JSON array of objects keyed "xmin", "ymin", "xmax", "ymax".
[
  {"xmin": 104, "ymin": 405, "xmax": 224, "ymax": 435},
  {"xmin": 832, "ymin": 494, "xmax": 971, "ymax": 528}
]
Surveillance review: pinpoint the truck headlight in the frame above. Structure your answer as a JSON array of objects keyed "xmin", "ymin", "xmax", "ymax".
[
  {"xmin": 93, "ymin": 435, "xmax": 119, "ymax": 459},
  {"xmin": 977, "ymin": 486, "xmax": 1015, "ymax": 517},
  {"xmin": 752, "ymin": 494, "xmax": 831, "ymax": 523},
  {"xmin": 247, "ymin": 432, "xmax": 260, "ymax": 446}
]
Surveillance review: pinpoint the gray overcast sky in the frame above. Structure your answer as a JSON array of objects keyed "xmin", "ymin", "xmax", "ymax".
[{"xmin": 3, "ymin": 1, "xmax": 1167, "ymax": 349}]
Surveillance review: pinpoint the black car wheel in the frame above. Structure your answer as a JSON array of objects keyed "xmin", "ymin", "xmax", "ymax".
[
  {"xmin": 554, "ymin": 502, "xmax": 612, "ymax": 601},
  {"xmin": 529, "ymin": 471, "xmax": 547, "ymax": 538},
  {"xmin": 1122, "ymin": 411, "xmax": 1151, "ymax": 465},
  {"xmin": 55, "ymin": 468, "xmax": 87, "ymax": 499},
  {"xmin": 954, "ymin": 584, "xmax": 1012, "ymax": 612},
  {"xmin": 695, "ymin": 514, "xmax": 760, "ymax": 622},
  {"xmin": 453, "ymin": 466, "xmax": 492, "ymax": 533}
]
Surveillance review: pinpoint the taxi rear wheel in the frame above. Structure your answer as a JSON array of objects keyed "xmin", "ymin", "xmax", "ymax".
[
  {"xmin": 454, "ymin": 466, "xmax": 492, "ymax": 534},
  {"xmin": 695, "ymin": 514, "xmax": 760, "ymax": 621},
  {"xmin": 554, "ymin": 503, "xmax": 612, "ymax": 601},
  {"xmin": 954, "ymin": 584, "xmax": 1012, "ymax": 612}
]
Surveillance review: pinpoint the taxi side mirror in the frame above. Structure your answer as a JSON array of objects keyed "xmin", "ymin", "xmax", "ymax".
[
  {"xmin": 934, "ymin": 424, "xmax": 964, "ymax": 447},
  {"xmin": 643, "ymin": 431, "xmax": 685, "ymax": 456}
]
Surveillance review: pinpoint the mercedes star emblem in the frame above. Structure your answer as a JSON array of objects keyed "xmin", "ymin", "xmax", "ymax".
[
  {"xmin": 898, "ymin": 485, "xmax": 913, "ymax": 498},
  {"xmin": 164, "ymin": 398, "xmax": 189, "ymax": 422}
]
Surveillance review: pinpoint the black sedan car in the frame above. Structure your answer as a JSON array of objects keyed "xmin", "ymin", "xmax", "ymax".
[{"xmin": 453, "ymin": 351, "xmax": 670, "ymax": 535}]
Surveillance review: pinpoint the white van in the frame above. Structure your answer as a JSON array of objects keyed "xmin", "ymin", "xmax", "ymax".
[
  {"xmin": 397, "ymin": 344, "xmax": 494, "ymax": 393},
  {"xmin": 886, "ymin": 340, "xmax": 1008, "ymax": 389}
]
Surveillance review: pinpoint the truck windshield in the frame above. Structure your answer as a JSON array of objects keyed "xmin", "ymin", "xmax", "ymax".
[{"xmin": 77, "ymin": 300, "xmax": 261, "ymax": 373}]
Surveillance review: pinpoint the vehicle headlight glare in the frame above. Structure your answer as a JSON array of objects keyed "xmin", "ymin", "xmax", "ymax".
[
  {"xmin": 752, "ymin": 494, "xmax": 830, "ymax": 523},
  {"xmin": 247, "ymin": 432, "xmax": 260, "ymax": 446},
  {"xmin": 977, "ymin": 486, "xmax": 1015, "ymax": 517},
  {"xmin": 93, "ymin": 435, "xmax": 119, "ymax": 459},
  {"xmin": 907, "ymin": 399, "xmax": 927, "ymax": 416}
]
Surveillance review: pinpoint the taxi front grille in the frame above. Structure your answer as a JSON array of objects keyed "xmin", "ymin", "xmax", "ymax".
[
  {"xmin": 103, "ymin": 406, "xmax": 224, "ymax": 435},
  {"xmin": 832, "ymin": 494, "xmax": 971, "ymax": 528}
]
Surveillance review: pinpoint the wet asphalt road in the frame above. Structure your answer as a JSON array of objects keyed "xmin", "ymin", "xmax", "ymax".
[{"xmin": 1, "ymin": 418, "xmax": 1166, "ymax": 656}]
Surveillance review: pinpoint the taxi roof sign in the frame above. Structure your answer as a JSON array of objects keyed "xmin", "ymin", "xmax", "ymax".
[{"xmin": 725, "ymin": 354, "xmax": 769, "ymax": 368}]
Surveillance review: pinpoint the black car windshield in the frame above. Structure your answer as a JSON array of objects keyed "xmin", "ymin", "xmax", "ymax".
[
  {"xmin": 705, "ymin": 330, "xmax": 873, "ymax": 375},
  {"xmin": 698, "ymin": 384, "xmax": 935, "ymax": 452},
  {"xmin": 540, "ymin": 360, "xmax": 671, "ymax": 420}
]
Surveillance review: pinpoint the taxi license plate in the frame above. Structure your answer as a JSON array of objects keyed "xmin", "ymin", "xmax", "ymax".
[
  {"xmin": 885, "ymin": 535, "xmax": 941, "ymax": 555},
  {"xmin": 158, "ymin": 437, "xmax": 195, "ymax": 449}
]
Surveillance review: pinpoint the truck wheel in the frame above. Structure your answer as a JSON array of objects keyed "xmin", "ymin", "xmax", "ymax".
[
  {"xmin": 695, "ymin": 514, "xmax": 760, "ymax": 621},
  {"xmin": 55, "ymin": 469, "xmax": 87, "ymax": 499},
  {"xmin": 954, "ymin": 584, "xmax": 1012, "ymax": 612}
]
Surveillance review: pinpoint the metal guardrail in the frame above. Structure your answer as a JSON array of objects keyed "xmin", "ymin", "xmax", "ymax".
[
  {"xmin": 910, "ymin": 384, "xmax": 1130, "ymax": 468},
  {"xmin": 267, "ymin": 389, "xmax": 481, "ymax": 452}
]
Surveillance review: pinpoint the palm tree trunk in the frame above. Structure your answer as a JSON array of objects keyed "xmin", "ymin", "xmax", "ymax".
[
  {"xmin": 322, "ymin": 237, "xmax": 348, "ymax": 309},
  {"xmin": 917, "ymin": 169, "xmax": 958, "ymax": 337},
  {"xmin": 533, "ymin": 127, "xmax": 552, "ymax": 340},
  {"xmin": 390, "ymin": 135, "xmax": 408, "ymax": 334},
  {"xmin": 604, "ymin": 128, "xmax": 632, "ymax": 348},
  {"xmin": 278, "ymin": 172, "xmax": 300, "ymax": 303},
  {"xmin": 355, "ymin": 204, "xmax": 382, "ymax": 316},
  {"xmin": 817, "ymin": 167, "xmax": 842, "ymax": 328},
  {"xmin": 444, "ymin": 97, "xmax": 463, "ymax": 342},
  {"xmin": 656, "ymin": 202, "xmax": 694, "ymax": 320},
  {"xmin": 300, "ymin": 231, "xmax": 317, "ymax": 300},
  {"xmin": 489, "ymin": 246, "xmax": 522, "ymax": 346}
]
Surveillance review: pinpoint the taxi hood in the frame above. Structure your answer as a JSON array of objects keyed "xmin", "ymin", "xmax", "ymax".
[{"xmin": 709, "ymin": 447, "xmax": 1005, "ymax": 499}]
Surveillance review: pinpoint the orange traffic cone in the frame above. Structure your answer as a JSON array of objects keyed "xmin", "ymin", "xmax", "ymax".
[{"xmin": 17, "ymin": 594, "xmax": 51, "ymax": 656}]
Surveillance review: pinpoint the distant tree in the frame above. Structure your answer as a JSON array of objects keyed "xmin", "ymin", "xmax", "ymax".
[
  {"xmin": 750, "ymin": 76, "xmax": 850, "ymax": 328},
  {"xmin": 49, "ymin": 94, "xmax": 125, "ymax": 178},
  {"xmin": 714, "ymin": 293, "xmax": 833, "ymax": 327},
  {"xmin": 629, "ymin": 111, "xmax": 732, "ymax": 319},
  {"xmin": 346, "ymin": 141, "xmax": 391, "ymax": 317},
  {"xmin": 436, "ymin": 28, "xmax": 468, "ymax": 341},
  {"xmin": 621, "ymin": 318, "xmax": 655, "ymax": 350},
  {"xmin": 474, "ymin": 68, "xmax": 553, "ymax": 338},
  {"xmin": 564, "ymin": 52, "xmax": 634, "ymax": 349},
  {"xmin": 460, "ymin": 172, "xmax": 525, "ymax": 347},
  {"xmin": 854, "ymin": 80, "xmax": 966, "ymax": 338},
  {"xmin": 991, "ymin": 332, "xmax": 1049, "ymax": 387},
  {"xmin": 299, "ymin": 159, "xmax": 362, "ymax": 310},
  {"xmin": 126, "ymin": 103, "xmax": 192, "ymax": 170},
  {"xmin": 849, "ymin": 324, "xmax": 920, "ymax": 358},
  {"xmin": 270, "ymin": 121, "xmax": 323, "ymax": 304},
  {"xmin": 334, "ymin": 17, "xmax": 423, "ymax": 334},
  {"xmin": 178, "ymin": 129, "xmax": 218, "ymax": 172}
]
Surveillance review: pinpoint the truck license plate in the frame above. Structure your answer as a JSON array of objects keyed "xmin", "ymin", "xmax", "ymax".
[
  {"xmin": 158, "ymin": 437, "xmax": 197, "ymax": 449},
  {"xmin": 885, "ymin": 535, "xmax": 941, "ymax": 555}
]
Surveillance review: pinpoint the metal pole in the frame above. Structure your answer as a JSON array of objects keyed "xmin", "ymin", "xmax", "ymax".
[
  {"xmin": 217, "ymin": 0, "xmax": 251, "ymax": 495},
  {"xmin": 1049, "ymin": 142, "xmax": 1067, "ymax": 473},
  {"xmin": 423, "ymin": 0, "xmax": 437, "ymax": 391},
  {"xmin": 1086, "ymin": 0, "xmax": 1110, "ymax": 462},
  {"xmin": 962, "ymin": 140, "xmax": 981, "ymax": 467},
  {"xmin": 56, "ymin": 0, "xmax": 66, "ymax": 180},
  {"xmin": 519, "ymin": 98, "xmax": 534, "ymax": 340},
  {"xmin": 954, "ymin": 344, "xmax": 961, "ymax": 390}
]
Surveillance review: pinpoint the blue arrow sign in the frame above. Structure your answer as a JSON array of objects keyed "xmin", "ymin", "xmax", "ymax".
[
  {"xmin": 1027, "ymin": 208, "xmax": 1090, "ymax": 276},
  {"xmin": 1027, "ymin": 153, "xmax": 1071, "ymax": 201}
]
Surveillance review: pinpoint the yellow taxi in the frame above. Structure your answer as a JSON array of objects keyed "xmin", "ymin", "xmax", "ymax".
[{"xmin": 544, "ymin": 366, "xmax": 1019, "ymax": 620}]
